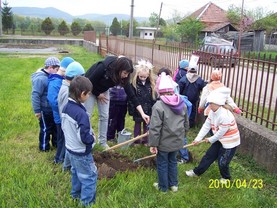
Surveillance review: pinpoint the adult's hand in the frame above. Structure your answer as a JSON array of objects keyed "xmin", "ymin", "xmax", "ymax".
[
  {"xmin": 97, "ymin": 93, "xmax": 109, "ymax": 104},
  {"xmin": 35, "ymin": 113, "xmax": 41, "ymax": 119}
]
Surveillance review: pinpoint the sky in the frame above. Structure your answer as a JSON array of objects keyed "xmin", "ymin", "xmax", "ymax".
[{"xmin": 5, "ymin": 0, "xmax": 277, "ymax": 19}]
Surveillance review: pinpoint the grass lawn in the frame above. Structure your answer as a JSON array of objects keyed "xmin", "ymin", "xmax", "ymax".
[{"xmin": 0, "ymin": 45, "xmax": 276, "ymax": 208}]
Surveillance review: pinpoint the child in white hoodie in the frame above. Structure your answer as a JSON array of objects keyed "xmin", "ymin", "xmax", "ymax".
[{"xmin": 186, "ymin": 87, "xmax": 241, "ymax": 184}]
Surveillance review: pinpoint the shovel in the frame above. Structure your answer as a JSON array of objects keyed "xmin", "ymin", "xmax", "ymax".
[
  {"xmin": 133, "ymin": 140, "xmax": 206, "ymax": 163},
  {"xmin": 103, "ymin": 132, "xmax": 148, "ymax": 152}
]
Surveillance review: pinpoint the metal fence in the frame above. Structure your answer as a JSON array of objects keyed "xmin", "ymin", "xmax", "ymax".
[{"xmin": 99, "ymin": 35, "xmax": 277, "ymax": 131}]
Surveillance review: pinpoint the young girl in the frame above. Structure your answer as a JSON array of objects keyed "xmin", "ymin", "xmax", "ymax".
[
  {"xmin": 198, "ymin": 69, "xmax": 241, "ymax": 116},
  {"xmin": 186, "ymin": 87, "xmax": 240, "ymax": 184},
  {"xmin": 149, "ymin": 72, "xmax": 189, "ymax": 192},
  {"xmin": 61, "ymin": 76, "xmax": 97, "ymax": 206},
  {"xmin": 129, "ymin": 60, "xmax": 156, "ymax": 145},
  {"xmin": 84, "ymin": 56, "xmax": 150, "ymax": 149}
]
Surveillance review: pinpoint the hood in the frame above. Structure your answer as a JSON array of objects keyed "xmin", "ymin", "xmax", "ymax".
[
  {"xmin": 186, "ymin": 73, "xmax": 200, "ymax": 83},
  {"xmin": 31, "ymin": 69, "xmax": 48, "ymax": 80},
  {"xmin": 160, "ymin": 94, "xmax": 185, "ymax": 115}
]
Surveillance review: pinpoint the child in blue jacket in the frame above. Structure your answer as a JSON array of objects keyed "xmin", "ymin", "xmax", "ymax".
[{"xmin": 61, "ymin": 76, "xmax": 97, "ymax": 207}]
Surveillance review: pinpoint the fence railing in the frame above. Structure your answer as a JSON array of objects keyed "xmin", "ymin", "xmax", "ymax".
[{"xmin": 99, "ymin": 35, "xmax": 277, "ymax": 131}]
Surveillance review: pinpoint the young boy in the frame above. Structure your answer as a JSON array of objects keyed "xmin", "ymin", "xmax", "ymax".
[
  {"xmin": 57, "ymin": 61, "xmax": 85, "ymax": 171},
  {"xmin": 149, "ymin": 72, "xmax": 189, "ymax": 192},
  {"xmin": 31, "ymin": 56, "xmax": 60, "ymax": 151},
  {"xmin": 185, "ymin": 87, "xmax": 241, "ymax": 184},
  {"xmin": 47, "ymin": 57, "xmax": 75, "ymax": 164},
  {"xmin": 61, "ymin": 76, "xmax": 97, "ymax": 206},
  {"xmin": 178, "ymin": 64, "xmax": 206, "ymax": 128}
]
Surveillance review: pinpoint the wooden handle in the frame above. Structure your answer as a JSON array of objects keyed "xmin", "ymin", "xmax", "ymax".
[
  {"xmin": 104, "ymin": 132, "xmax": 148, "ymax": 152},
  {"xmin": 134, "ymin": 154, "xmax": 156, "ymax": 162},
  {"xmin": 182, "ymin": 140, "xmax": 205, "ymax": 148}
]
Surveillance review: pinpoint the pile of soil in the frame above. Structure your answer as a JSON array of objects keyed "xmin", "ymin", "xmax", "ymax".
[{"xmin": 94, "ymin": 151, "xmax": 156, "ymax": 180}]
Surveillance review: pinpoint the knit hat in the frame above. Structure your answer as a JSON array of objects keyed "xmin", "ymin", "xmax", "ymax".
[
  {"xmin": 188, "ymin": 64, "xmax": 198, "ymax": 73},
  {"xmin": 179, "ymin": 59, "xmax": 189, "ymax": 69},
  {"xmin": 211, "ymin": 70, "xmax": 222, "ymax": 81},
  {"xmin": 156, "ymin": 72, "xmax": 174, "ymax": 94},
  {"xmin": 45, "ymin": 57, "xmax": 60, "ymax": 67},
  {"xmin": 65, "ymin": 62, "xmax": 85, "ymax": 80},
  {"xmin": 207, "ymin": 87, "xmax": 231, "ymax": 106},
  {"xmin": 60, "ymin": 57, "xmax": 75, "ymax": 71}
]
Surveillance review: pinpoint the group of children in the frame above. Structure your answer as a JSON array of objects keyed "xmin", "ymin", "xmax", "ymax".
[{"xmin": 31, "ymin": 55, "xmax": 242, "ymax": 206}]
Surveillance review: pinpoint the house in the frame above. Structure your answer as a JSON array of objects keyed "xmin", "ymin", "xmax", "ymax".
[
  {"xmin": 188, "ymin": 2, "xmax": 237, "ymax": 38},
  {"xmin": 136, "ymin": 27, "xmax": 159, "ymax": 40}
]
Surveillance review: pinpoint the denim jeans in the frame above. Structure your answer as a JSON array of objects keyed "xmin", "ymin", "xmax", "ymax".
[
  {"xmin": 179, "ymin": 137, "xmax": 189, "ymax": 160},
  {"xmin": 54, "ymin": 124, "xmax": 65, "ymax": 163},
  {"xmin": 68, "ymin": 152, "xmax": 98, "ymax": 207},
  {"xmin": 193, "ymin": 141, "xmax": 237, "ymax": 179},
  {"xmin": 156, "ymin": 150, "xmax": 178, "ymax": 192},
  {"xmin": 62, "ymin": 150, "xmax": 71, "ymax": 171},
  {"xmin": 84, "ymin": 90, "xmax": 110, "ymax": 146}
]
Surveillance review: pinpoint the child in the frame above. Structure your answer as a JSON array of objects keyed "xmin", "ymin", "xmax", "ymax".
[
  {"xmin": 157, "ymin": 67, "xmax": 191, "ymax": 163},
  {"xmin": 185, "ymin": 87, "xmax": 241, "ymax": 184},
  {"xmin": 47, "ymin": 57, "xmax": 75, "ymax": 164},
  {"xmin": 58, "ymin": 61, "xmax": 85, "ymax": 171},
  {"xmin": 31, "ymin": 56, "xmax": 60, "ymax": 151},
  {"xmin": 107, "ymin": 85, "xmax": 128, "ymax": 141},
  {"xmin": 84, "ymin": 56, "xmax": 150, "ymax": 150},
  {"xmin": 129, "ymin": 59, "xmax": 156, "ymax": 145},
  {"xmin": 178, "ymin": 64, "xmax": 206, "ymax": 128},
  {"xmin": 149, "ymin": 72, "xmax": 189, "ymax": 192},
  {"xmin": 198, "ymin": 69, "xmax": 241, "ymax": 116},
  {"xmin": 173, "ymin": 59, "xmax": 189, "ymax": 83},
  {"xmin": 61, "ymin": 76, "xmax": 97, "ymax": 207}
]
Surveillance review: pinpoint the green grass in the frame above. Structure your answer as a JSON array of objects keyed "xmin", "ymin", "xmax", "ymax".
[{"xmin": 0, "ymin": 46, "xmax": 276, "ymax": 208}]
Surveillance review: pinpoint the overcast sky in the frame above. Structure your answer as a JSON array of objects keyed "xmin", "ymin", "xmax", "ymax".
[{"xmin": 6, "ymin": 0, "xmax": 277, "ymax": 18}]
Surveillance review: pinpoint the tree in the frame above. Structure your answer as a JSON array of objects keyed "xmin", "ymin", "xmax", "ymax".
[
  {"xmin": 41, "ymin": 17, "xmax": 54, "ymax": 35},
  {"xmin": 110, "ymin": 17, "xmax": 121, "ymax": 36},
  {"xmin": 1, "ymin": 0, "xmax": 13, "ymax": 33},
  {"xmin": 58, "ymin": 20, "xmax": 69, "ymax": 36},
  {"xmin": 71, "ymin": 21, "xmax": 82, "ymax": 36},
  {"xmin": 149, "ymin": 12, "xmax": 166, "ymax": 27},
  {"xmin": 176, "ymin": 17, "xmax": 204, "ymax": 43},
  {"xmin": 83, "ymin": 23, "xmax": 94, "ymax": 32}
]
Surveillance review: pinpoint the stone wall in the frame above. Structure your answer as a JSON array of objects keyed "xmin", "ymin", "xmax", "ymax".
[{"xmin": 235, "ymin": 115, "xmax": 277, "ymax": 174}]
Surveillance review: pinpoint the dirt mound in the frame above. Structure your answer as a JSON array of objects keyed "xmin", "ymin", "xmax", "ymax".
[{"xmin": 94, "ymin": 151, "xmax": 156, "ymax": 180}]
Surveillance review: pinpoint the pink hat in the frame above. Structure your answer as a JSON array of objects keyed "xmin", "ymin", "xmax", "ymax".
[
  {"xmin": 156, "ymin": 72, "xmax": 174, "ymax": 94},
  {"xmin": 211, "ymin": 70, "xmax": 222, "ymax": 81}
]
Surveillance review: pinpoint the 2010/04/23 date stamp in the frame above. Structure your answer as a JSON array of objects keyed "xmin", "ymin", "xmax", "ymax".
[{"xmin": 209, "ymin": 179, "xmax": 263, "ymax": 189}]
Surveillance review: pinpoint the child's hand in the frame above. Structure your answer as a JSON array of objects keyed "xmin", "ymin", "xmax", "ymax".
[
  {"xmin": 204, "ymin": 138, "xmax": 209, "ymax": 143},
  {"xmin": 198, "ymin": 108, "xmax": 204, "ymax": 114},
  {"xmin": 234, "ymin": 108, "xmax": 242, "ymax": 115},
  {"xmin": 150, "ymin": 147, "xmax": 157, "ymax": 154}
]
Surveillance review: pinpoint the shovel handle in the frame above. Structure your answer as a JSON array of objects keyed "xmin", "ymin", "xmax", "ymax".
[
  {"xmin": 104, "ymin": 132, "xmax": 148, "ymax": 152},
  {"xmin": 182, "ymin": 140, "xmax": 205, "ymax": 148},
  {"xmin": 133, "ymin": 140, "xmax": 205, "ymax": 162},
  {"xmin": 134, "ymin": 154, "xmax": 156, "ymax": 163}
]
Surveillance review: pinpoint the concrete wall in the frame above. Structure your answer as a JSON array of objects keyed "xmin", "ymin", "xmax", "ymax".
[
  {"xmin": 235, "ymin": 115, "xmax": 277, "ymax": 174},
  {"xmin": 0, "ymin": 37, "xmax": 99, "ymax": 54}
]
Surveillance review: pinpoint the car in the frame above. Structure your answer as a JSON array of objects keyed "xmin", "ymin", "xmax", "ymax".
[{"xmin": 192, "ymin": 42, "xmax": 239, "ymax": 67}]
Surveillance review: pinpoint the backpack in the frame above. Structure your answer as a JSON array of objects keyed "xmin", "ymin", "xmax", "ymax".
[{"xmin": 85, "ymin": 56, "xmax": 117, "ymax": 80}]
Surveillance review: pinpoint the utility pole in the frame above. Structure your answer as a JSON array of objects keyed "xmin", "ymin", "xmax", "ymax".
[
  {"xmin": 237, "ymin": 0, "xmax": 245, "ymax": 56},
  {"xmin": 129, "ymin": 0, "xmax": 134, "ymax": 39},
  {"xmin": 151, "ymin": 2, "xmax": 163, "ymax": 63},
  {"xmin": 0, "ymin": 0, "xmax": 2, "ymax": 36}
]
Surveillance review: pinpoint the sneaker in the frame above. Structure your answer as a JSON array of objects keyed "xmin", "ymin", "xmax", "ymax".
[
  {"xmin": 101, "ymin": 143, "xmax": 110, "ymax": 150},
  {"xmin": 178, "ymin": 159, "xmax": 188, "ymax": 164},
  {"xmin": 170, "ymin": 186, "xmax": 178, "ymax": 192},
  {"xmin": 220, "ymin": 178, "xmax": 229, "ymax": 185},
  {"xmin": 153, "ymin": 182, "xmax": 159, "ymax": 190},
  {"xmin": 185, "ymin": 169, "xmax": 197, "ymax": 177}
]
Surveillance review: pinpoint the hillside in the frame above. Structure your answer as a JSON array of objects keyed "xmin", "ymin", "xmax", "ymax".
[{"xmin": 11, "ymin": 7, "xmax": 148, "ymax": 24}]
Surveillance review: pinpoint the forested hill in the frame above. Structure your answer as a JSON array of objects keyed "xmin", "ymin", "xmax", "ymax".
[{"xmin": 11, "ymin": 7, "xmax": 148, "ymax": 24}]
